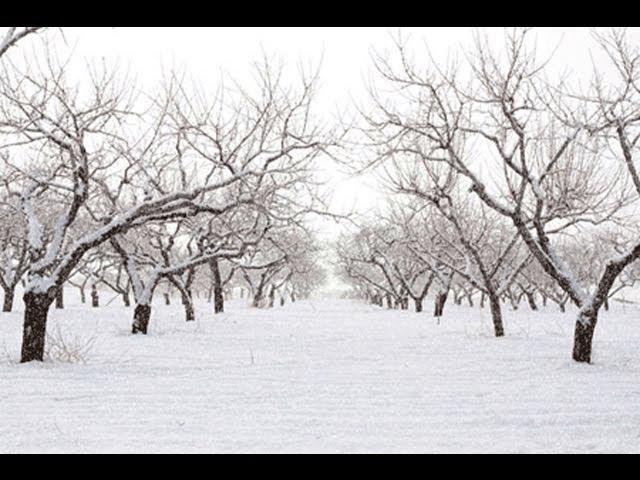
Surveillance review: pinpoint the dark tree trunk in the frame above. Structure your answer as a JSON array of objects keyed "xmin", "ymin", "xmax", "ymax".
[
  {"xmin": 20, "ymin": 291, "xmax": 54, "ymax": 362},
  {"xmin": 542, "ymin": 294, "xmax": 548, "ymax": 307},
  {"xmin": 434, "ymin": 292, "xmax": 448, "ymax": 317},
  {"xmin": 132, "ymin": 304, "xmax": 151, "ymax": 335},
  {"xmin": 181, "ymin": 291, "xmax": 195, "ymax": 322},
  {"xmin": 78, "ymin": 287, "xmax": 86, "ymax": 304},
  {"xmin": 164, "ymin": 293, "xmax": 170, "ymax": 305},
  {"xmin": 603, "ymin": 297, "xmax": 609, "ymax": 311},
  {"xmin": 559, "ymin": 302, "xmax": 566, "ymax": 313},
  {"xmin": 454, "ymin": 295, "xmax": 462, "ymax": 305},
  {"xmin": 291, "ymin": 291, "xmax": 296, "ymax": 303},
  {"xmin": 2, "ymin": 286, "xmax": 15, "ymax": 312},
  {"xmin": 214, "ymin": 288, "xmax": 224, "ymax": 314},
  {"xmin": 122, "ymin": 291, "xmax": 131, "ymax": 307},
  {"xmin": 185, "ymin": 299, "xmax": 195, "ymax": 322},
  {"xmin": 414, "ymin": 297, "xmax": 423, "ymax": 313},
  {"xmin": 467, "ymin": 294, "xmax": 474, "ymax": 307},
  {"xmin": 525, "ymin": 291, "xmax": 538, "ymax": 311},
  {"xmin": 252, "ymin": 284, "xmax": 265, "ymax": 308},
  {"xmin": 572, "ymin": 310, "xmax": 598, "ymax": 363},
  {"xmin": 268, "ymin": 285, "xmax": 276, "ymax": 308},
  {"xmin": 55, "ymin": 288, "xmax": 64, "ymax": 309},
  {"xmin": 280, "ymin": 297, "xmax": 285, "ymax": 307},
  {"xmin": 488, "ymin": 292, "xmax": 505, "ymax": 338},
  {"xmin": 210, "ymin": 259, "xmax": 224, "ymax": 314},
  {"xmin": 91, "ymin": 286, "xmax": 99, "ymax": 308},
  {"xmin": 401, "ymin": 297, "xmax": 408, "ymax": 310},
  {"xmin": 480, "ymin": 291, "xmax": 486, "ymax": 309},
  {"xmin": 386, "ymin": 293, "xmax": 393, "ymax": 309},
  {"xmin": 240, "ymin": 288, "xmax": 244, "ymax": 299}
]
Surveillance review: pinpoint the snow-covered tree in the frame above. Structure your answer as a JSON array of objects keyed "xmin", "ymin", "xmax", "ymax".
[
  {"xmin": 0, "ymin": 188, "xmax": 29, "ymax": 311},
  {"xmin": 380, "ymin": 164, "xmax": 530, "ymax": 336},
  {"xmin": 0, "ymin": 41, "xmax": 334, "ymax": 360},
  {"xmin": 362, "ymin": 28, "xmax": 640, "ymax": 362},
  {"xmin": 0, "ymin": 27, "xmax": 43, "ymax": 59}
]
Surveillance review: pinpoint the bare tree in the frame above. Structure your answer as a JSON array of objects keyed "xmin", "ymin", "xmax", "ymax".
[
  {"xmin": 0, "ymin": 189, "xmax": 29, "ymax": 311},
  {"xmin": 363, "ymin": 28, "xmax": 640, "ymax": 362},
  {"xmin": 0, "ymin": 40, "xmax": 334, "ymax": 361},
  {"xmin": 384, "ymin": 170, "xmax": 530, "ymax": 336},
  {"xmin": 209, "ymin": 257, "xmax": 236, "ymax": 313},
  {"xmin": 0, "ymin": 27, "xmax": 45, "ymax": 312},
  {"xmin": 0, "ymin": 27, "xmax": 43, "ymax": 59}
]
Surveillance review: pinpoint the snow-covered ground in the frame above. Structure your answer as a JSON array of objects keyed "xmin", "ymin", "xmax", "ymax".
[{"xmin": 1, "ymin": 294, "xmax": 640, "ymax": 453}]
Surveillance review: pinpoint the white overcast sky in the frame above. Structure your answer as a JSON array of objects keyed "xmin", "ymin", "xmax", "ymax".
[{"xmin": 12, "ymin": 27, "xmax": 640, "ymax": 243}]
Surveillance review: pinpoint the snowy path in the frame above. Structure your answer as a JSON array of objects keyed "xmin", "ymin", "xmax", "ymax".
[{"xmin": 1, "ymin": 297, "xmax": 640, "ymax": 453}]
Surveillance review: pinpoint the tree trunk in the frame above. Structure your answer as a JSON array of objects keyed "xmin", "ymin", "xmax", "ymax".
[
  {"xmin": 559, "ymin": 302, "xmax": 566, "ymax": 313},
  {"xmin": 414, "ymin": 297, "xmax": 423, "ymax": 313},
  {"xmin": 291, "ymin": 291, "xmax": 296, "ymax": 303},
  {"xmin": 78, "ymin": 286, "xmax": 86, "ymax": 304},
  {"xmin": 542, "ymin": 294, "xmax": 548, "ymax": 307},
  {"xmin": 184, "ymin": 298, "xmax": 195, "ymax": 322},
  {"xmin": 467, "ymin": 294, "xmax": 474, "ymax": 307},
  {"xmin": 488, "ymin": 291, "xmax": 505, "ymax": 338},
  {"xmin": 210, "ymin": 259, "xmax": 224, "ymax": 314},
  {"xmin": 572, "ymin": 310, "xmax": 598, "ymax": 363},
  {"xmin": 55, "ymin": 287, "xmax": 64, "ymax": 309},
  {"xmin": 268, "ymin": 285, "xmax": 276, "ymax": 308},
  {"xmin": 525, "ymin": 291, "xmax": 538, "ymax": 311},
  {"xmin": 386, "ymin": 293, "xmax": 393, "ymax": 309},
  {"xmin": 2, "ymin": 286, "xmax": 15, "ymax": 312},
  {"xmin": 214, "ymin": 288, "xmax": 224, "ymax": 314},
  {"xmin": 132, "ymin": 304, "xmax": 151, "ymax": 335},
  {"xmin": 164, "ymin": 293, "xmax": 170, "ymax": 305},
  {"xmin": 20, "ymin": 291, "xmax": 54, "ymax": 362},
  {"xmin": 480, "ymin": 291, "xmax": 486, "ymax": 309},
  {"xmin": 252, "ymin": 284, "xmax": 265, "ymax": 308},
  {"xmin": 181, "ymin": 291, "xmax": 195, "ymax": 322},
  {"xmin": 280, "ymin": 297, "xmax": 285, "ymax": 307},
  {"xmin": 122, "ymin": 291, "xmax": 131, "ymax": 307},
  {"xmin": 434, "ymin": 292, "xmax": 448, "ymax": 317},
  {"xmin": 603, "ymin": 297, "xmax": 609, "ymax": 311},
  {"xmin": 91, "ymin": 286, "xmax": 99, "ymax": 308}
]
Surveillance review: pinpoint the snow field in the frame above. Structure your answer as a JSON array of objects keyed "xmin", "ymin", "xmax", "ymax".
[{"xmin": 1, "ymin": 296, "xmax": 639, "ymax": 453}]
